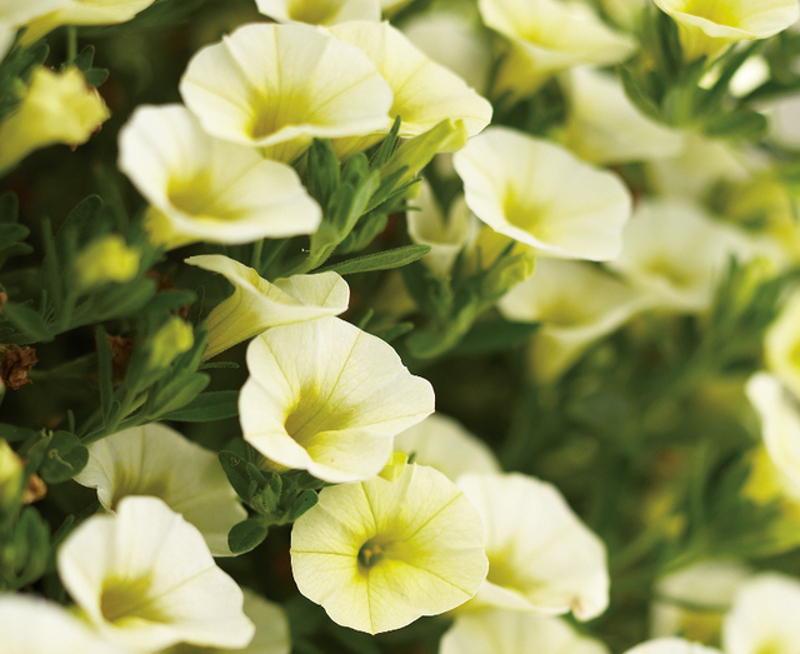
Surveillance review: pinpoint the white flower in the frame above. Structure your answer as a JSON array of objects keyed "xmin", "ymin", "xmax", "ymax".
[
  {"xmin": 290, "ymin": 459, "xmax": 488, "ymax": 634},
  {"xmin": 440, "ymin": 609, "xmax": 611, "ymax": 654},
  {"xmin": 723, "ymin": 573, "xmax": 800, "ymax": 654},
  {"xmin": 457, "ymin": 472, "xmax": 609, "ymax": 621},
  {"xmin": 185, "ymin": 254, "xmax": 349, "ymax": 359},
  {"xmin": 239, "ymin": 317, "xmax": 435, "ymax": 483},
  {"xmin": 498, "ymin": 259, "xmax": 646, "ymax": 380},
  {"xmin": 454, "ymin": 126, "xmax": 631, "ymax": 261},
  {"xmin": 0, "ymin": 594, "xmax": 128, "ymax": 654},
  {"xmin": 394, "ymin": 412, "xmax": 501, "ymax": 481},
  {"xmin": 255, "ymin": 0, "xmax": 380, "ymax": 24},
  {"xmin": 623, "ymin": 638, "xmax": 724, "ymax": 654},
  {"xmin": 118, "ymin": 104, "xmax": 321, "ymax": 250},
  {"xmin": 564, "ymin": 67, "xmax": 684, "ymax": 165},
  {"xmin": 180, "ymin": 23, "xmax": 393, "ymax": 162},
  {"xmin": 73, "ymin": 423, "xmax": 247, "ymax": 557},
  {"xmin": 57, "ymin": 496, "xmax": 254, "ymax": 652}
]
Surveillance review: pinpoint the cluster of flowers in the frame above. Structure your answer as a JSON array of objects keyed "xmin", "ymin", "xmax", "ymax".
[{"xmin": 6, "ymin": 0, "xmax": 800, "ymax": 653}]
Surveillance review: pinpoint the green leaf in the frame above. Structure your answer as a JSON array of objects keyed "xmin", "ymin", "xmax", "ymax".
[
  {"xmin": 161, "ymin": 390, "xmax": 239, "ymax": 422},
  {"xmin": 705, "ymin": 109, "xmax": 768, "ymax": 140},
  {"xmin": 84, "ymin": 68, "xmax": 109, "ymax": 87},
  {"xmin": 39, "ymin": 431, "xmax": 89, "ymax": 484},
  {"xmin": 148, "ymin": 372, "xmax": 210, "ymax": 419},
  {"xmin": 289, "ymin": 490, "xmax": 319, "ymax": 521},
  {"xmin": 0, "ymin": 424, "xmax": 38, "ymax": 443},
  {"xmin": 449, "ymin": 319, "xmax": 541, "ymax": 356},
  {"xmin": 228, "ymin": 518, "xmax": 269, "ymax": 554},
  {"xmin": 2, "ymin": 302, "xmax": 54, "ymax": 343},
  {"xmin": 619, "ymin": 67, "xmax": 662, "ymax": 121},
  {"xmin": 0, "ymin": 224, "xmax": 28, "ymax": 247},
  {"xmin": 96, "ymin": 326, "xmax": 114, "ymax": 421},
  {"xmin": 219, "ymin": 451, "xmax": 254, "ymax": 504},
  {"xmin": 57, "ymin": 195, "xmax": 106, "ymax": 262},
  {"xmin": 142, "ymin": 290, "xmax": 197, "ymax": 315},
  {"xmin": 318, "ymin": 244, "xmax": 431, "ymax": 275},
  {"xmin": 8, "ymin": 507, "xmax": 50, "ymax": 590},
  {"xmin": 0, "ymin": 192, "xmax": 18, "ymax": 223}
]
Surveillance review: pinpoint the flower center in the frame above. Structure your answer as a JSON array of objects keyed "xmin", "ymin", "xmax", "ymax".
[
  {"xmin": 99, "ymin": 575, "xmax": 169, "ymax": 625},
  {"xmin": 358, "ymin": 539, "xmax": 392, "ymax": 571}
]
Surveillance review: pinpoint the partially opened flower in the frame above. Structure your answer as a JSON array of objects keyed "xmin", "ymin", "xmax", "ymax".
[
  {"xmin": 457, "ymin": 472, "xmax": 609, "ymax": 621},
  {"xmin": 0, "ymin": 66, "xmax": 109, "ymax": 172},
  {"xmin": 498, "ymin": 259, "xmax": 646, "ymax": 380},
  {"xmin": 564, "ymin": 67, "xmax": 684, "ymax": 165},
  {"xmin": 478, "ymin": 0, "xmax": 636, "ymax": 99},
  {"xmin": 290, "ymin": 459, "xmax": 488, "ymax": 634},
  {"xmin": 57, "ymin": 496, "xmax": 254, "ymax": 652},
  {"xmin": 239, "ymin": 316, "xmax": 435, "ymax": 483},
  {"xmin": 185, "ymin": 254, "xmax": 349, "ymax": 359},
  {"xmin": 180, "ymin": 23, "xmax": 393, "ymax": 162},
  {"xmin": 723, "ymin": 573, "xmax": 800, "ymax": 654},
  {"xmin": 652, "ymin": 0, "xmax": 798, "ymax": 62},
  {"xmin": 440, "ymin": 610, "xmax": 610, "ymax": 654},
  {"xmin": 0, "ymin": 594, "xmax": 128, "ymax": 654},
  {"xmin": 328, "ymin": 20, "xmax": 492, "ymax": 155},
  {"xmin": 255, "ymin": 0, "xmax": 380, "ymax": 24},
  {"xmin": 73, "ymin": 423, "xmax": 248, "ymax": 557},
  {"xmin": 453, "ymin": 126, "xmax": 632, "ymax": 261},
  {"xmin": 765, "ymin": 290, "xmax": 800, "ymax": 400},
  {"xmin": 118, "ymin": 104, "xmax": 321, "ymax": 250},
  {"xmin": 623, "ymin": 639, "xmax": 723, "ymax": 654},
  {"xmin": 394, "ymin": 412, "xmax": 501, "ymax": 481}
]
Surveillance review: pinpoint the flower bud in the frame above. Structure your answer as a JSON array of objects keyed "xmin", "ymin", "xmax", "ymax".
[
  {"xmin": 148, "ymin": 317, "xmax": 194, "ymax": 370},
  {"xmin": 74, "ymin": 234, "xmax": 141, "ymax": 291}
]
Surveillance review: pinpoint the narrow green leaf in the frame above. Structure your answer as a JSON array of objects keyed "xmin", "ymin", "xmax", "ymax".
[
  {"xmin": 318, "ymin": 244, "xmax": 431, "ymax": 276},
  {"xmin": 3, "ymin": 302, "xmax": 54, "ymax": 343},
  {"xmin": 96, "ymin": 326, "xmax": 114, "ymax": 421},
  {"xmin": 148, "ymin": 372, "xmax": 210, "ymax": 418},
  {"xmin": 0, "ymin": 192, "xmax": 18, "ymax": 223},
  {"xmin": 161, "ymin": 390, "xmax": 239, "ymax": 422},
  {"xmin": 619, "ymin": 67, "xmax": 662, "ymax": 121},
  {"xmin": 39, "ymin": 431, "xmax": 89, "ymax": 484},
  {"xmin": 219, "ymin": 451, "xmax": 253, "ymax": 504},
  {"xmin": 0, "ymin": 424, "xmax": 38, "ymax": 443},
  {"xmin": 289, "ymin": 490, "xmax": 319, "ymax": 521},
  {"xmin": 228, "ymin": 518, "xmax": 268, "ymax": 554},
  {"xmin": 705, "ymin": 109, "xmax": 768, "ymax": 140},
  {"xmin": 9, "ymin": 507, "xmax": 50, "ymax": 589}
]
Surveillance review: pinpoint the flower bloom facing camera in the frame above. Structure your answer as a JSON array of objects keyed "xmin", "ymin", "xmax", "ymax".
[{"xmin": 290, "ymin": 457, "xmax": 488, "ymax": 634}]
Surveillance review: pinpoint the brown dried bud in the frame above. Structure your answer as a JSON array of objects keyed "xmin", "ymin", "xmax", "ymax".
[
  {"xmin": 0, "ymin": 291, "xmax": 7, "ymax": 313},
  {"xmin": 22, "ymin": 473, "xmax": 47, "ymax": 505},
  {"xmin": 106, "ymin": 333, "xmax": 136, "ymax": 385},
  {"xmin": 0, "ymin": 345, "xmax": 38, "ymax": 390}
]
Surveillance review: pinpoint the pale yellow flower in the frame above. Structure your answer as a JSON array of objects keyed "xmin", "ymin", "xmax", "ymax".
[
  {"xmin": 453, "ymin": 126, "xmax": 631, "ymax": 261},
  {"xmin": 73, "ymin": 423, "xmax": 248, "ymax": 557},
  {"xmin": 74, "ymin": 234, "xmax": 141, "ymax": 291},
  {"xmin": 478, "ymin": 0, "xmax": 636, "ymax": 99},
  {"xmin": 0, "ymin": 438, "xmax": 23, "ymax": 512},
  {"xmin": 440, "ymin": 610, "xmax": 611, "ymax": 654},
  {"xmin": 118, "ymin": 104, "xmax": 321, "ymax": 250},
  {"xmin": 623, "ymin": 639, "xmax": 724, "ymax": 654},
  {"xmin": 457, "ymin": 472, "xmax": 609, "ymax": 621},
  {"xmin": 185, "ymin": 254, "xmax": 349, "ymax": 359},
  {"xmin": 652, "ymin": 0, "xmax": 799, "ymax": 61},
  {"xmin": 239, "ymin": 317, "xmax": 435, "ymax": 483},
  {"xmin": 256, "ymin": 0, "xmax": 380, "ymax": 24},
  {"xmin": 58, "ymin": 496, "xmax": 254, "ymax": 652},
  {"xmin": 290, "ymin": 460, "xmax": 488, "ymax": 634},
  {"xmin": 180, "ymin": 23, "xmax": 393, "ymax": 162},
  {"xmin": 765, "ymin": 291, "xmax": 800, "ymax": 400},
  {"xmin": 0, "ymin": 66, "xmax": 109, "ymax": 172}
]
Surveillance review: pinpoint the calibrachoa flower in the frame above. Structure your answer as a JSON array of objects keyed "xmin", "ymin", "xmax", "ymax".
[
  {"xmin": 498, "ymin": 259, "xmax": 646, "ymax": 380},
  {"xmin": 118, "ymin": 104, "xmax": 321, "ymax": 250},
  {"xmin": 394, "ymin": 412, "xmax": 501, "ymax": 481},
  {"xmin": 0, "ymin": 594, "xmax": 128, "ymax": 654},
  {"xmin": 652, "ymin": 0, "xmax": 799, "ymax": 62},
  {"xmin": 457, "ymin": 472, "xmax": 609, "ymax": 621},
  {"xmin": 185, "ymin": 254, "xmax": 350, "ymax": 359},
  {"xmin": 21, "ymin": 0, "xmax": 157, "ymax": 43},
  {"xmin": 0, "ymin": 66, "xmax": 109, "ymax": 172},
  {"xmin": 239, "ymin": 316, "xmax": 435, "ymax": 483},
  {"xmin": 73, "ymin": 423, "xmax": 248, "ymax": 557},
  {"xmin": 440, "ymin": 609, "xmax": 610, "ymax": 654},
  {"xmin": 328, "ymin": 20, "xmax": 492, "ymax": 154},
  {"xmin": 290, "ymin": 458, "xmax": 488, "ymax": 634},
  {"xmin": 453, "ymin": 126, "xmax": 632, "ymax": 261},
  {"xmin": 623, "ymin": 639, "xmax": 723, "ymax": 654},
  {"xmin": 255, "ymin": 0, "xmax": 380, "ymax": 25},
  {"xmin": 57, "ymin": 496, "xmax": 255, "ymax": 652},
  {"xmin": 180, "ymin": 23, "xmax": 393, "ymax": 162},
  {"xmin": 723, "ymin": 572, "xmax": 800, "ymax": 654},
  {"xmin": 478, "ymin": 0, "xmax": 636, "ymax": 99}
]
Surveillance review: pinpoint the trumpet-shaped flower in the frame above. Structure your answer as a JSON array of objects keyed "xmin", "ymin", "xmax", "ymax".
[
  {"xmin": 118, "ymin": 104, "xmax": 321, "ymax": 250},
  {"xmin": 723, "ymin": 573, "xmax": 800, "ymax": 654},
  {"xmin": 652, "ymin": 0, "xmax": 799, "ymax": 62},
  {"xmin": 623, "ymin": 639, "xmax": 723, "ymax": 654},
  {"xmin": 478, "ymin": 0, "xmax": 636, "ymax": 99},
  {"xmin": 290, "ymin": 459, "xmax": 488, "ymax": 634},
  {"xmin": 185, "ymin": 254, "xmax": 349, "ymax": 359},
  {"xmin": 239, "ymin": 317, "xmax": 435, "ymax": 483},
  {"xmin": 72, "ymin": 423, "xmax": 247, "ymax": 557},
  {"xmin": 765, "ymin": 290, "xmax": 800, "ymax": 401},
  {"xmin": 21, "ymin": 0, "xmax": 157, "ymax": 44},
  {"xmin": 440, "ymin": 610, "xmax": 611, "ymax": 654},
  {"xmin": 328, "ymin": 21, "xmax": 492, "ymax": 154},
  {"xmin": 0, "ymin": 66, "xmax": 109, "ymax": 172},
  {"xmin": 256, "ymin": 0, "xmax": 380, "ymax": 24},
  {"xmin": 498, "ymin": 259, "xmax": 646, "ymax": 380},
  {"xmin": 180, "ymin": 23, "xmax": 393, "ymax": 162},
  {"xmin": 453, "ymin": 126, "xmax": 632, "ymax": 261},
  {"xmin": 564, "ymin": 67, "xmax": 684, "ymax": 165},
  {"xmin": 607, "ymin": 200, "xmax": 754, "ymax": 313},
  {"xmin": 57, "ymin": 496, "xmax": 254, "ymax": 652},
  {"xmin": 0, "ymin": 595, "xmax": 129, "ymax": 654},
  {"xmin": 457, "ymin": 472, "xmax": 609, "ymax": 621},
  {"xmin": 161, "ymin": 589, "xmax": 291, "ymax": 654},
  {"xmin": 394, "ymin": 412, "xmax": 500, "ymax": 481}
]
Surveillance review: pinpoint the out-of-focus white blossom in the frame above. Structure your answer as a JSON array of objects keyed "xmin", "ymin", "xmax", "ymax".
[{"xmin": 256, "ymin": 0, "xmax": 380, "ymax": 24}]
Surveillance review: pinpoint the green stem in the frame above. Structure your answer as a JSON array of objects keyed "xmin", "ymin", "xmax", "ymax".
[{"xmin": 66, "ymin": 27, "xmax": 78, "ymax": 65}]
